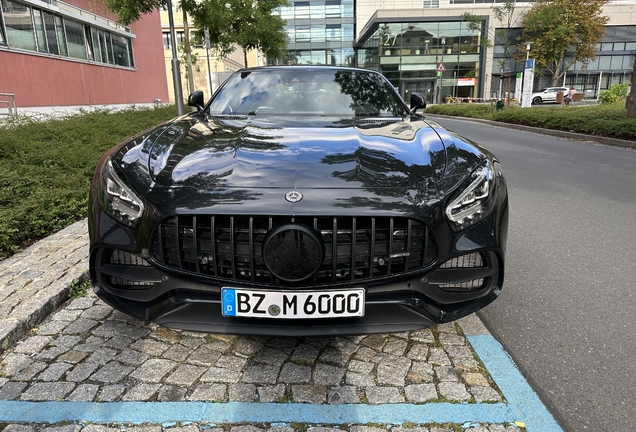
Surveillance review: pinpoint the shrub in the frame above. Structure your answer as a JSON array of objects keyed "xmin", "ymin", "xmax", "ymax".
[
  {"xmin": 424, "ymin": 102, "xmax": 634, "ymax": 141},
  {"xmin": 598, "ymin": 83, "xmax": 629, "ymax": 105},
  {"xmin": 0, "ymin": 105, "xmax": 176, "ymax": 259}
]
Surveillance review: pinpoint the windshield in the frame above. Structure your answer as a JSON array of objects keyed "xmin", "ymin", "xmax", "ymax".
[{"xmin": 208, "ymin": 69, "xmax": 409, "ymax": 117}]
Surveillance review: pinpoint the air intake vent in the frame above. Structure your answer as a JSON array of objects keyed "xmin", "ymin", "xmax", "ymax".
[
  {"xmin": 107, "ymin": 251, "xmax": 154, "ymax": 287},
  {"xmin": 438, "ymin": 252, "xmax": 487, "ymax": 292},
  {"xmin": 150, "ymin": 215, "xmax": 437, "ymax": 287}
]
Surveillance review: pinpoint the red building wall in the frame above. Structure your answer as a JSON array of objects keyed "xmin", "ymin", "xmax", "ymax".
[{"xmin": 0, "ymin": 2, "xmax": 169, "ymax": 108}]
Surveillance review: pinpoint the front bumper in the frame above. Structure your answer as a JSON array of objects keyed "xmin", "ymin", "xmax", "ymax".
[
  {"xmin": 93, "ymin": 279, "xmax": 500, "ymax": 336},
  {"xmin": 91, "ymin": 235, "xmax": 503, "ymax": 336}
]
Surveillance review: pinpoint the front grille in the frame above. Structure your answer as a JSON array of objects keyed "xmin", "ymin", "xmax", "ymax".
[{"xmin": 150, "ymin": 215, "xmax": 437, "ymax": 287}]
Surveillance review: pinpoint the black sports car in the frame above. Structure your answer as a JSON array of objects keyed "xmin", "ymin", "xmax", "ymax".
[{"xmin": 89, "ymin": 66, "xmax": 508, "ymax": 336}]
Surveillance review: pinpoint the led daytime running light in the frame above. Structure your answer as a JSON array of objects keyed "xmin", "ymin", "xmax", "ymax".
[
  {"xmin": 445, "ymin": 162, "xmax": 495, "ymax": 229},
  {"xmin": 103, "ymin": 160, "xmax": 144, "ymax": 227}
]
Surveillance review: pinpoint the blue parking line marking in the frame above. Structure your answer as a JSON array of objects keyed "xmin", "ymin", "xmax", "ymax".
[
  {"xmin": 0, "ymin": 334, "xmax": 562, "ymax": 430},
  {"xmin": 0, "ymin": 401, "xmax": 514, "ymax": 425},
  {"xmin": 467, "ymin": 334, "xmax": 563, "ymax": 432}
]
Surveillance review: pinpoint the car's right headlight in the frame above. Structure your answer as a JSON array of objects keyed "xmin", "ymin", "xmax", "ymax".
[
  {"xmin": 100, "ymin": 159, "xmax": 145, "ymax": 228},
  {"xmin": 445, "ymin": 160, "xmax": 497, "ymax": 231}
]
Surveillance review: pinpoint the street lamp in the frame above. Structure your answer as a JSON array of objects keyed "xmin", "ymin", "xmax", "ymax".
[{"xmin": 525, "ymin": 41, "xmax": 533, "ymax": 60}]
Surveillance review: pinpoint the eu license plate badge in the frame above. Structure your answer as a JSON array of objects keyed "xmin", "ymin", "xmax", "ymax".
[{"xmin": 221, "ymin": 288, "xmax": 365, "ymax": 319}]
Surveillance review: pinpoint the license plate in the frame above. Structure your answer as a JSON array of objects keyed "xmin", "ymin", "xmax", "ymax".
[{"xmin": 221, "ymin": 288, "xmax": 365, "ymax": 319}]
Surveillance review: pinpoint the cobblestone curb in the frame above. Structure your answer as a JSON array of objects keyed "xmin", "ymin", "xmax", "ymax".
[{"xmin": 0, "ymin": 220, "xmax": 89, "ymax": 354}]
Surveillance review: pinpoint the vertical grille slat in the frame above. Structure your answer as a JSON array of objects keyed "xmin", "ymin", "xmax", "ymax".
[
  {"xmin": 151, "ymin": 215, "xmax": 437, "ymax": 287},
  {"xmin": 406, "ymin": 219, "xmax": 412, "ymax": 270},
  {"xmin": 211, "ymin": 216, "xmax": 218, "ymax": 277},
  {"xmin": 230, "ymin": 217, "xmax": 236, "ymax": 278},
  {"xmin": 387, "ymin": 217, "xmax": 394, "ymax": 274},
  {"xmin": 249, "ymin": 217, "xmax": 255, "ymax": 282},
  {"xmin": 369, "ymin": 217, "xmax": 376, "ymax": 277},
  {"xmin": 193, "ymin": 216, "xmax": 200, "ymax": 273},
  {"xmin": 175, "ymin": 217, "xmax": 183, "ymax": 270},
  {"xmin": 332, "ymin": 217, "xmax": 338, "ymax": 283},
  {"xmin": 351, "ymin": 217, "xmax": 357, "ymax": 280}
]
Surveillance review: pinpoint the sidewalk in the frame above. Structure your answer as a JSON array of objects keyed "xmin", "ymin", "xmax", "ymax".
[{"xmin": 0, "ymin": 220, "xmax": 561, "ymax": 432}]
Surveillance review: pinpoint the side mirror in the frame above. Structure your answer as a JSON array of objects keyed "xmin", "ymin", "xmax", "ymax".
[
  {"xmin": 410, "ymin": 92, "xmax": 427, "ymax": 113},
  {"xmin": 187, "ymin": 90, "xmax": 205, "ymax": 112}
]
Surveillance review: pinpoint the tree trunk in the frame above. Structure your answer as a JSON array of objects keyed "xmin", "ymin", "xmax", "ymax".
[
  {"xmin": 626, "ymin": 59, "xmax": 636, "ymax": 118},
  {"xmin": 182, "ymin": 9, "xmax": 195, "ymax": 95},
  {"xmin": 244, "ymin": 49, "xmax": 248, "ymax": 68}
]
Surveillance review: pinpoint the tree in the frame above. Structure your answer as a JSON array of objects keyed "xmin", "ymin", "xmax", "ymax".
[
  {"xmin": 462, "ymin": 1, "xmax": 517, "ymax": 105},
  {"xmin": 179, "ymin": 37, "xmax": 201, "ymax": 94},
  {"xmin": 188, "ymin": 0, "xmax": 288, "ymax": 67},
  {"xmin": 517, "ymin": 0, "xmax": 609, "ymax": 86}
]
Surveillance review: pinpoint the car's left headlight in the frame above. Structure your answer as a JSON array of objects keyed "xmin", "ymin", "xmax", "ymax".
[
  {"xmin": 445, "ymin": 160, "xmax": 497, "ymax": 231},
  {"xmin": 100, "ymin": 159, "xmax": 145, "ymax": 228}
]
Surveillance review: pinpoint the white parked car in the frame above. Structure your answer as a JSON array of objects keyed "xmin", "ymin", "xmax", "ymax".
[{"xmin": 531, "ymin": 87, "xmax": 569, "ymax": 105}]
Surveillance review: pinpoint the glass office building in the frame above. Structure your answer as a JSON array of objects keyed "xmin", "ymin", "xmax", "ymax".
[
  {"xmin": 275, "ymin": 0, "xmax": 356, "ymax": 66},
  {"xmin": 356, "ymin": 19, "xmax": 485, "ymax": 104},
  {"xmin": 274, "ymin": 0, "xmax": 634, "ymax": 102}
]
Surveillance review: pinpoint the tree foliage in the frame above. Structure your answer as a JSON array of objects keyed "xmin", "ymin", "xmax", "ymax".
[
  {"xmin": 189, "ymin": 0, "xmax": 288, "ymax": 66},
  {"xmin": 517, "ymin": 0, "xmax": 609, "ymax": 86},
  {"xmin": 102, "ymin": 0, "xmax": 163, "ymax": 25},
  {"xmin": 102, "ymin": 0, "xmax": 288, "ymax": 67}
]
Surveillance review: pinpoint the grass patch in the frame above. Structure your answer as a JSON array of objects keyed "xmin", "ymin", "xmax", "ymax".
[
  {"xmin": 0, "ymin": 105, "xmax": 176, "ymax": 259},
  {"xmin": 69, "ymin": 278, "xmax": 92, "ymax": 298},
  {"xmin": 424, "ymin": 102, "xmax": 636, "ymax": 141}
]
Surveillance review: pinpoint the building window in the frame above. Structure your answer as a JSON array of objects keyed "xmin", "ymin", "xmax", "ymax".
[
  {"xmin": 65, "ymin": 19, "xmax": 87, "ymax": 59},
  {"xmin": 423, "ymin": 0, "xmax": 439, "ymax": 8},
  {"xmin": 55, "ymin": 15, "xmax": 67, "ymax": 55},
  {"xmin": 163, "ymin": 31, "xmax": 171, "ymax": 49},
  {"xmin": 294, "ymin": 1, "xmax": 309, "ymax": 19},
  {"xmin": 296, "ymin": 25, "xmax": 310, "ymax": 42},
  {"xmin": 0, "ymin": 0, "xmax": 134, "ymax": 68},
  {"xmin": 43, "ymin": 12, "xmax": 61, "ymax": 54},
  {"xmin": 32, "ymin": 9, "xmax": 48, "ymax": 52},
  {"xmin": 325, "ymin": 0, "xmax": 341, "ymax": 18},
  {"xmin": 326, "ymin": 24, "xmax": 341, "ymax": 41},
  {"xmin": 112, "ymin": 34, "xmax": 130, "ymax": 66},
  {"xmin": 2, "ymin": 0, "xmax": 37, "ymax": 50}
]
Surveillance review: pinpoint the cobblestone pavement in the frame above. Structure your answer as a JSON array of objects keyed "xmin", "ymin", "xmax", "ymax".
[{"xmin": 0, "ymin": 220, "xmax": 526, "ymax": 432}]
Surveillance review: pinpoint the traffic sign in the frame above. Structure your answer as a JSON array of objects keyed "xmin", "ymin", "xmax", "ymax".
[{"xmin": 437, "ymin": 62, "xmax": 446, "ymax": 72}]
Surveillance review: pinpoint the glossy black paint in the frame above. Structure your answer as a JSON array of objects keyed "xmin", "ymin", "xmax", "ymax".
[{"xmin": 88, "ymin": 66, "xmax": 508, "ymax": 336}]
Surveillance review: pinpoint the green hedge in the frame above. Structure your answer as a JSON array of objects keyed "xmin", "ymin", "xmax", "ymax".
[
  {"xmin": 0, "ymin": 106, "xmax": 176, "ymax": 259},
  {"xmin": 424, "ymin": 103, "xmax": 636, "ymax": 141}
]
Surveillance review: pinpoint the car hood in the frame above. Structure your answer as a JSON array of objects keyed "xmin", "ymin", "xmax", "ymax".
[
  {"xmin": 112, "ymin": 115, "xmax": 485, "ymax": 218},
  {"xmin": 119, "ymin": 115, "xmax": 448, "ymax": 190}
]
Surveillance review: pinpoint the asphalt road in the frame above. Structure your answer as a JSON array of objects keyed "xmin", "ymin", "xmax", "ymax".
[{"xmin": 429, "ymin": 116, "xmax": 636, "ymax": 431}]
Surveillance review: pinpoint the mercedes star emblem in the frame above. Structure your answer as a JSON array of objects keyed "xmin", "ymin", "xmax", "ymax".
[{"xmin": 285, "ymin": 190, "xmax": 303, "ymax": 203}]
